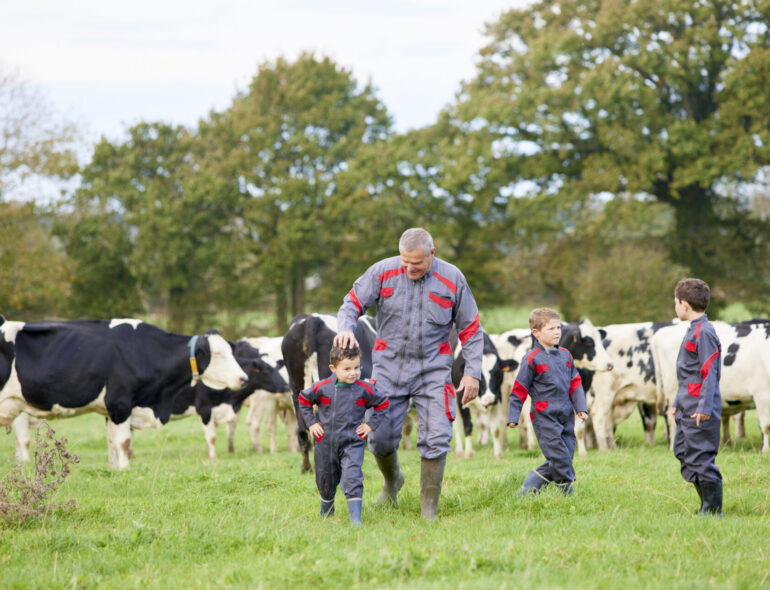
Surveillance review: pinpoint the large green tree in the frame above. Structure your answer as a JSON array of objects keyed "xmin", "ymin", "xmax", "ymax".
[
  {"xmin": 201, "ymin": 53, "xmax": 392, "ymax": 331},
  {"xmin": 464, "ymin": 0, "xmax": 770, "ymax": 298}
]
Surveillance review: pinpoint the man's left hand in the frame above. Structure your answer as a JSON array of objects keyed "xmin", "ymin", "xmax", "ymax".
[{"xmin": 459, "ymin": 376, "xmax": 479, "ymax": 406}]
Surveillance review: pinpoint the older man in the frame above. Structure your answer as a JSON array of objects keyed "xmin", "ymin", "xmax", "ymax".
[{"xmin": 334, "ymin": 228, "xmax": 482, "ymax": 518}]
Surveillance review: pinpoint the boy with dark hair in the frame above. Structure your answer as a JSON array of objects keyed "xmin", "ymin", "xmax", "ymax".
[
  {"xmin": 298, "ymin": 345, "xmax": 390, "ymax": 525},
  {"xmin": 668, "ymin": 278, "xmax": 723, "ymax": 515},
  {"xmin": 507, "ymin": 307, "xmax": 588, "ymax": 494}
]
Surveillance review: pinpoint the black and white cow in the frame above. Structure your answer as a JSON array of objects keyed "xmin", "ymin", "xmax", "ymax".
[
  {"xmin": 585, "ymin": 321, "xmax": 675, "ymax": 454},
  {"xmin": 452, "ymin": 330, "xmax": 511, "ymax": 459},
  {"xmin": 653, "ymin": 319, "xmax": 770, "ymax": 453},
  {"xmin": 127, "ymin": 339, "xmax": 288, "ymax": 459},
  {"xmin": 0, "ymin": 316, "xmax": 248, "ymax": 469},
  {"xmin": 281, "ymin": 313, "xmax": 377, "ymax": 473}
]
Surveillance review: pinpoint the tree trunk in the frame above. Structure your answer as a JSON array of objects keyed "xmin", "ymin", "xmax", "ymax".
[{"xmin": 274, "ymin": 284, "xmax": 288, "ymax": 335}]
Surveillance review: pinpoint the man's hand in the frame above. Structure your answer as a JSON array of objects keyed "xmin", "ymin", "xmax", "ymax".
[
  {"xmin": 459, "ymin": 375, "xmax": 479, "ymax": 406},
  {"xmin": 308, "ymin": 423, "xmax": 324, "ymax": 441},
  {"xmin": 577, "ymin": 411, "xmax": 588, "ymax": 423},
  {"xmin": 691, "ymin": 412, "xmax": 710, "ymax": 427},
  {"xmin": 333, "ymin": 330, "xmax": 359, "ymax": 349},
  {"xmin": 667, "ymin": 405, "xmax": 678, "ymax": 419},
  {"xmin": 507, "ymin": 422, "xmax": 518, "ymax": 429}
]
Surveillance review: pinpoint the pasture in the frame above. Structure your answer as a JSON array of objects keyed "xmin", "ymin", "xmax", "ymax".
[{"xmin": 0, "ymin": 411, "xmax": 768, "ymax": 589}]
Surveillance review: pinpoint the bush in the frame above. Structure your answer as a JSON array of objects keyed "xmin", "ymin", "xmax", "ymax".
[{"xmin": 0, "ymin": 421, "xmax": 80, "ymax": 525}]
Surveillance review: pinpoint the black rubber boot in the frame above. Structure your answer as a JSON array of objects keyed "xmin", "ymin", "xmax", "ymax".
[
  {"xmin": 420, "ymin": 455, "xmax": 446, "ymax": 519},
  {"xmin": 699, "ymin": 479, "xmax": 723, "ymax": 517},
  {"xmin": 375, "ymin": 452, "xmax": 404, "ymax": 505},
  {"xmin": 347, "ymin": 498, "xmax": 362, "ymax": 526},
  {"xmin": 320, "ymin": 499, "xmax": 335, "ymax": 518},
  {"xmin": 693, "ymin": 481, "xmax": 704, "ymax": 513},
  {"xmin": 554, "ymin": 481, "xmax": 574, "ymax": 495},
  {"xmin": 519, "ymin": 469, "xmax": 550, "ymax": 494}
]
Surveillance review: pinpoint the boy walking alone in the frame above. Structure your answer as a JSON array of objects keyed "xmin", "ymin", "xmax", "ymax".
[
  {"xmin": 298, "ymin": 346, "xmax": 390, "ymax": 525},
  {"xmin": 507, "ymin": 308, "xmax": 588, "ymax": 494},
  {"xmin": 668, "ymin": 278, "xmax": 723, "ymax": 515}
]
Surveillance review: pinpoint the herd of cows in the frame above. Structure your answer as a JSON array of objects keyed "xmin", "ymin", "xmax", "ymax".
[{"xmin": 0, "ymin": 313, "xmax": 768, "ymax": 473}]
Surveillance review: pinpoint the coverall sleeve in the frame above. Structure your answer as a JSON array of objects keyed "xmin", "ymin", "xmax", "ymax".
[
  {"xmin": 695, "ymin": 330, "xmax": 721, "ymax": 416},
  {"xmin": 454, "ymin": 277, "xmax": 483, "ymax": 380},
  {"xmin": 338, "ymin": 263, "xmax": 381, "ymax": 334},
  {"xmin": 297, "ymin": 386, "xmax": 319, "ymax": 428},
  {"xmin": 508, "ymin": 358, "xmax": 535, "ymax": 424},
  {"xmin": 365, "ymin": 385, "xmax": 391, "ymax": 433},
  {"xmin": 568, "ymin": 354, "xmax": 588, "ymax": 414}
]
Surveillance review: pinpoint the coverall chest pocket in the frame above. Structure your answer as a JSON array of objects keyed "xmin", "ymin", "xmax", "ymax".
[
  {"xmin": 427, "ymin": 292, "xmax": 454, "ymax": 325},
  {"xmin": 378, "ymin": 286, "xmax": 398, "ymax": 315}
]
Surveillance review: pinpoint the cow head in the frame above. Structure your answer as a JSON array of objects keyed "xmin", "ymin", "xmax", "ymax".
[
  {"xmin": 232, "ymin": 340, "xmax": 289, "ymax": 395},
  {"xmin": 194, "ymin": 331, "xmax": 248, "ymax": 390},
  {"xmin": 561, "ymin": 319, "xmax": 613, "ymax": 372}
]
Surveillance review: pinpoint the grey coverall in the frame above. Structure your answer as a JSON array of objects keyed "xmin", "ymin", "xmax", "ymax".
[
  {"xmin": 298, "ymin": 376, "xmax": 389, "ymax": 501},
  {"xmin": 337, "ymin": 256, "xmax": 483, "ymax": 459},
  {"xmin": 507, "ymin": 344, "xmax": 587, "ymax": 483},
  {"xmin": 673, "ymin": 314, "xmax": 722, "ymax": 484}
]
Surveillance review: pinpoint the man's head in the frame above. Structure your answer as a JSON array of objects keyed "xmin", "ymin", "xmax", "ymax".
[
  {"xmin": 674, "ymin": 278, "xmax": 710, "ymax": 320},
  {"xmin": 529, "ymin": 307, "xmax": 562, "ymax": 349},
  {"xmin": 399, "ymin": 227, "xmax": 435, "ymax": 280},
  {"xmin": 329, "ymin": 345, "xmax": 362, "ymax": 384}
]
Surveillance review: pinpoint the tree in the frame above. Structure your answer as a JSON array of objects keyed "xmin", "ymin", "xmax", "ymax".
[
  {"xmin": 463, "ymin": 0, "xmax": 770, "ymax": 298},
  {"xmin": 0, "ymin": 66, "xmax": 79, "ymax": 200},
  {"xmin": 201, "ymin": 53, "xmax": 392, "ymax": 331}
]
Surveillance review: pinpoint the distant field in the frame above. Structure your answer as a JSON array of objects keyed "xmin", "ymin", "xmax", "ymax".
[{"xmin": 1, "ymin": 410, "xmax": 768, "ymax": 589}]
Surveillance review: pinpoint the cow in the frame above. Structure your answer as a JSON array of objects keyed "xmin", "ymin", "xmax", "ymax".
[
  {"xmin": 653, "ymin": 319, "xmax": 770, "ymax": 453},
  {"xmin": 584, "ymin": 321, "xmax": 675, "ymax": 454},
  {"xmin": 126, "ymin": 339, "xmax": 288, "ymax": 459},
  {"xmin": 281, "ymin": 313, "xmax": 377, "ymax": 473},
  {"xmin": 0, "ymin": 316, "xmax": 248, "ymax": 469},
  {"xmin": 452, "ymin": 330, "xmax": 511, "ymax": 459},
  {"xmin": 493, "ymin": 319, "xmax": 613, "ymax": 454}
]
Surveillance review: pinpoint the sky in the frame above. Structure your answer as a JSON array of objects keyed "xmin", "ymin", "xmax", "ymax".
[{"xmin": 1, "ymin": 0, "xmax": 531, "ymax": 146}]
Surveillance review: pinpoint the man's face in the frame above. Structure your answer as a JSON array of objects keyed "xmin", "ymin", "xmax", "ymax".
[
  {"xmin": 400, "ymin": 248, "xmax": 435, "ymax": 280},
  {"xmin": 330, "ymin": 357, "xmax": 361, "ymax": 384}
]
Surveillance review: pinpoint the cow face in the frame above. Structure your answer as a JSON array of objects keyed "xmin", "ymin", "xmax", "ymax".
[
  {"xmin": 231, "ymin": 340, "xmax": 289, "ymax": 394},
  {"xmin": 561, "ymin": 319, "xmax": 614, "ymax": 372},
  {"xmin": 197, "ymin": 333, "xmax": 248, "ymax": 390}
]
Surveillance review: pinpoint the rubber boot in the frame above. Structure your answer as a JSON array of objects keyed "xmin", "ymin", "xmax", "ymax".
[
  {"xmin": 699, "ymin": 479, "xmax": 723, "ymax": 517},
  {"xmin": 420, "ymin": 455, "xmax": 446, "ymax": 519},
  {"xmin": 320, "ymin": 499, "xmax": 335, "ymax": 518},
  {"xmin": 519, "ymin": 469, "xmax": 550, "ymax": 494},
  {"xmin": 347, "ymin": 498, "xmax": 362, "ymax": 526},
  {"xmin": 554, "ymin": 481, "xmax": 574, "ymax": 495},
  {"xmin": 375, "ymin": 452, "xmax": 404, "ymax": 504}
]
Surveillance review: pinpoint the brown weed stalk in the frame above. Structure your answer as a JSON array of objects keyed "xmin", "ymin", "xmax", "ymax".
[{"xmin": 0, "ymin": 420, "xmax": 80, "ymax": 525}]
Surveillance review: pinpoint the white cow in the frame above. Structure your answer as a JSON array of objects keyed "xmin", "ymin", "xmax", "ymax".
[
  {"xmin": 585, "ymin": 321, "xmax": 676, "ymax": 453},
  {"xmin": 652, "ymin": 319, "xmax": 770, "ymax": 453}
]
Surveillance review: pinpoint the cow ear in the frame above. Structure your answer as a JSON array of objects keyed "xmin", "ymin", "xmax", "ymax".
[
  {"xmin": 275, "ymin": 360, "xmax": 285, "ymax": 370},
  {"xmin": 598, "ymin": 329, "xmax": 608, "ymax": 340}
]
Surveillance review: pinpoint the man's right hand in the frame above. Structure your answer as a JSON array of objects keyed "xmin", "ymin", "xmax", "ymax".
[{"xmin": 333, "ymin": 330, "xmax": 359, "ymax": 349}]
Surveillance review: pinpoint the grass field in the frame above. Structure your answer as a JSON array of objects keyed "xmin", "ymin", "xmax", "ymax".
[{"xmin": 0, "ymin": 410, "xmax": 768, "ymax": 590}]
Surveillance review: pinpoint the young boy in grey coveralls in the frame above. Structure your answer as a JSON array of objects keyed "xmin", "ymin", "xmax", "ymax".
[
  {"xmin": 507, "ymin": 308, "xmax": 588, "ymax": 494},
  {"xmin": 298, "ymin": 346, "xmax": 390, "ymax": 525},
  {"xmin": 667, "ymin": 278, "xmax": 723, "ymax": 516}
]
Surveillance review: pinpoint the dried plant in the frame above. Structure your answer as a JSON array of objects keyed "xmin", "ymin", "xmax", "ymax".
[{"xmin": 0, "ymin": 420, "xmax": 80, "ymax": 525}]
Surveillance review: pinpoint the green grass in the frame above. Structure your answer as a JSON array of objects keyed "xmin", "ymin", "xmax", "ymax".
[
  {"xmin": 1, "ymin": 412, "xmax": 768, "ymax": 589},
  {"xmin": 479, "ymin": 306, "xmax": 541, "ymax": 333}
]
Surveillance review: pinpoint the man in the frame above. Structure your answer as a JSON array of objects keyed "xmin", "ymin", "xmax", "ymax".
[{"xmin": 334, "ymin": 228, "xmax": 482, "ymax": 519}]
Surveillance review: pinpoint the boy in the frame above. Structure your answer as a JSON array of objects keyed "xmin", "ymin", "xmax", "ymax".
[
  {"xmin": 298, "ymin": 346, "xmax": 390, "ymax": 525},
  {"xmin": 667, "ymin": 278, "xmax": 723, "ymax": 515},
  {"xmin": 507, "ymin": 308, "xmax": 588, "ymax": 494}
]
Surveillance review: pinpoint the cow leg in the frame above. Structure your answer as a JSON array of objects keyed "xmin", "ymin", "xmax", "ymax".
[
  {"xmin": 490, "ymin": 404, "xmax": 503, "ymax": 460},
  {"xmin": 519, "ymin": 397, "xmax": 536, "ymax": 450},
  {"xmin": 106, "ymin": 419, "xmax": 132, "ymax": 469},
  {"xmin": 402, "ymin": 410, "xmax": 414, "ymax": 450},
  {"xmin": 12, "ymin": 413, "xmax": 32, "ymax": 463},
  {"xmin": 291, "ymin": 391, "xmax": 312, "ymax": 473},
  {"xmin": 721, "ymin": 413, "xmax": 732, "ymax": 446},
  {"xmin": 452, "ymin": 413, "xmax": 464, "ymax": 458},
  {"xmin": 246, "ymin": 392, "xmax": 266, "ymax": 453},
  {"xmin": 736, "ymin": 412, "xmax": 745, "ymax": 439},
  {"xmin": 590, "ymin": 396, "xmax": 613, "ymax": 451},
  {"xmin": 279, "ymin": 398, "xmax": 300, "ymax": 452},
  {"xmin": 201, "ymin": 419, "xmax": 217, "ymax": 459},
  {"xmin": 460, "ymin": 405, "xmax": 474, "ymax": 458},
  {"xmin": 575, "ymin": 415, "xmax": 587, "ymax": 458},
  {"xmin": 266, "ymin": 397, "xmax": 279, "ymax": 454},
  {"xmin": 226, "ymin": 411, "xmax": 239, "ymax": 454},
  {"xmin": 641, "ymin": 403, "xmax": 657, "ymax": 446},
  {"xmin": 755, "ymin": 396, "xmax": 770, "ymax": 454}
]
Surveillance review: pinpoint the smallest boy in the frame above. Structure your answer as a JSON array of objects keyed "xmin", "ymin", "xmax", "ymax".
[
  {"xmin": 668, "ymin": 278, "xmax": 723, "ymax": 516},
  {"xmin": 507, "ymin": 308, "xmax": 588, "ymax": 494},
  {"xmin": 298, "ymin": 345, "xmax": 390, "ymax": 525}
]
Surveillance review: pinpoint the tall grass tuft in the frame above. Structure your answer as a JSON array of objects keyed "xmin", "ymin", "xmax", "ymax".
[{"xmin": 0, "ymin": 421, "xmax": 80, "ymax": 525}]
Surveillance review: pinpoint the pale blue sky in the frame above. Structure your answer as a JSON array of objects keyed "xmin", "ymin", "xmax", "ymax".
[{"xmin": 1, "ymin": 1, "xmax": 529, "ymax": 144}]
